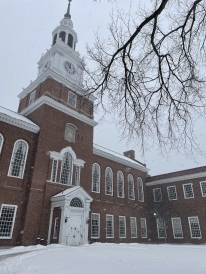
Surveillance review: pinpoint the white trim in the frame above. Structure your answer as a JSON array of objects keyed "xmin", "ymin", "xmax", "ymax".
[
  {"xmin": 20, "ymin": 96, "xmax": 98, "ymax": 127},
  {"xmin": 130, "ymin": 217, "xmax": 137, "ymax": 238},
  {"xmin": 146, "ymin": 172, "xmax": 206, "ymax": 186},
  {"xmin": 0, "ymin": 204, "xmax": 18, "ymax": 239},
  {"xmin": 7, "ymin": 140, "xmax": 29, "ymax": 179},
  {"xmin": 119, "ymin": 216, "xmax": 126, "ymax": 238},
  {"xmin": 171, "ymin": 217, "xmax": 183, "ymax": 239},
  {"xmin": 18, "ymin": 68, "xmax": 96, "ymax": 102},
  {"xmin": 0, "ymin": 112, "xmax": 40, "ymax": 133},
  {"xmin": 106, "ymin": 214, "xmax": 114, "ymax": 238},
  {"xmin": 167, "ymin": 186, "xmax": 178, "ymax": 201},
  {"xmin": 117, "ymin": 171, "xmax": 125, "ymax": 198},
  {"xmin": 91, "ymin": 213, "xmax": 100, "ymax": 239},
  {"xmin": 140, "ymin": 218, "xmax": 147, "ymax": 238},
  {"xmin": 92, "ymin": 163, "xmax": 101, "ymax": 193},
  {"xmin": 183, "ymin": 183, "xmax": 194, "ymax": 199},
  {"xmin": 200, "ymin": 181, "xmax": 206, "ymax": 197},
  {"xmin": 0, "ymin": 133, "xmax": 4, "ymax": 154},
  {"xmin": 93, "ymin": 147, "xmax": 149, "ymax": 173},
  {"xmin": 188, "ymin": 216, "xmax": 202, "ymax": 239},
  {"xmin": 105, "ymin": 167, "xmax": 113, "ymax": 196}
]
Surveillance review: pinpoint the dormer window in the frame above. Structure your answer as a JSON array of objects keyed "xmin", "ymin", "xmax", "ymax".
[
  {"xmin": 53, "ymin": 34, "xmax": 57, "ymax": 45},
  {"xmin": 68, "ymin": 92, "xmax": 77, "ymax": 108},
  {"xmin": 29, "ymin": 90, "xmax": 36, "ymax": 105},
  {"xmin": 59, "ymin": 31, "xmax": 66, "ymax": 42},
  {"xmin": 68, "ymin": 34, "xmax": 73, "ymax": 48}
]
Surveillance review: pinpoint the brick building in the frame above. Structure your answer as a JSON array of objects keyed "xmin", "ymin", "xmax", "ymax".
[{"xmin": 0, "ymin": 2, "xmax": 206, "ymax": 246}]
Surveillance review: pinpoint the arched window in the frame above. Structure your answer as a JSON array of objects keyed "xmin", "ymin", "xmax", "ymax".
[
  {"xmin": 53, "ymin": 33, "xmax": 57, "ymax": 45},
  {"xmin": 0, "ymin": 134, "xmax": 4, "ymax": 154},
  {"xmin": 128, "ymin": 174, "xmax": 135, "ymax": 200},
  {"xmin": 8, "ymin": 140, "xmax": 28, "ymax": 178},
  {"xmin": 70, "ymin": 197, "xmax": 83, "ymax": 208},
  {"xmin": 105, "ymin": 167, "xmax": 113, "ymax": 195},
  {"xmin": 67, "ymin": 34, "xmax": 73, "ymax": 48},
  {"xmin": 59, "ymin": 31, "xmax": 66, "ymax": 42},
  {"xmin": 60, "ymin": 152, "xmax": 73, "ymax": 185},
  {"xmin": 137, "ymin": 177, "xmax": 144, "ymax": 202},
  {"xmin": 92, "ymin": 163, "xmax": 100, "ymax": 193},
  {"xmin": 117, "ymin": 171, "xmax": 124, "ymax": 198}
]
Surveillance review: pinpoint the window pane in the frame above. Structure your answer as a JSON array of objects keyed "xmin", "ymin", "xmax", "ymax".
[
  {"xmin": 157, "ymin": 218, "xmax": 167, "ymax": 238},
  {"xmin": 0, "ymin": 205, "xmax": 17, "ymax": 238},
  {"xmin": 200, "ymin": 181, "xmax": 206, "ymax": 197},
  {"xmin": 105, "ymin": 168, "xmax": 113, "ymax": 195},
  {"xmin": 167, "ymin": 186, "xmax": 177, "ymax": 200},
  {"xmin": 60, "ymin": 152, "xmax": 73, "ymax": 185},
  {"xmin": 140, "ymin": 218, "xmax": 147, "ymax": 238},
  {"xmin": 51, "ymin": 160, "xmax": 58, "ymax": 183},
  {"xmin": 106, "ymin": 215, "xmax": 114, "ymax": 238},
  {"xmin": 119, "ymin": 216, "xmax": 126, "ymax": 238},
  {"xmin": 137, "ymin": 177, "xmax": 144, "ymax": 202},
  {"xmin": 172, "ymin": 218, "xmax": 183, "ymax": 238},
  {"xmin": 130, "ymin": 217, "xmax": 137, "ymax": 238},
  {"xmin": 188, "ymin": 217, "xmax": 201, "ymax": 238},
  {"xmin": 68, "ymin": 92, "xmax": 77, "ymax": 108},
  {"xmin": 153, "ymin": 188, "xmax": 162, "ymax": 202},
  {"xmin": 91, "ymin": 214, "xmax": 100, "ymax": 238},
  {"xmin": 117, "ymin": 171, "xmax": 124, "ymax": 198},
  {"xmin": 128, "ymin": 174, "xmax": 135, "ymax": 200},
  {"xmin": 0, "ymin": 134, "xmax": 3, "ymax": 154},
  {"xmin": 183, "ymin": 184, "xmax": 194, "ymax": 198},
  {"xmin": 92, "ymin": 164, "xmax": 100, "ymax": 192},
  {"xmin": 53, "ymin": 218, "xmax": 59, "ymax": 239}
]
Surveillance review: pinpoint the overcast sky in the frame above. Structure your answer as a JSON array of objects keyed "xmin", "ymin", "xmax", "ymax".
[{"xmin": 0, "ymin": 0, "xmax": 205, "ymax": 175}]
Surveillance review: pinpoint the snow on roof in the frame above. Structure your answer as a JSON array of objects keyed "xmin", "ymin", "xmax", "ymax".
[
  {"xmin": 0, "ymin": 106, "xmax": 40, "ymax": 133},
  {"xmin": 93, "ymin": 144, "xmax": 149, "ymax": 172},
  {"xmin": 52, "ymin": 186, "xmax": 81, "ymax": 198}
]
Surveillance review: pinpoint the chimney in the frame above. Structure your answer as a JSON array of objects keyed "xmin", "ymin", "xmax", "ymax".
[{"xmin": 123, "ymin": 150, "xmax": 135, "ymax": 160}]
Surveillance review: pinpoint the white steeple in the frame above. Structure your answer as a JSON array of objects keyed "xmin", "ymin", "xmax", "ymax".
[{"xmin": 37, "ymin": 0, "xmax": 84, "ymax": 88}]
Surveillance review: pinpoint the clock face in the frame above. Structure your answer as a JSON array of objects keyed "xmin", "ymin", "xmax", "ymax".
[
  {"xmin": 64, "ymin": 61, "xmax": 76, "ymax": 75},
  {"xmin": 43, "ymin": 61, "xmax": 51, "ymax": 72}
]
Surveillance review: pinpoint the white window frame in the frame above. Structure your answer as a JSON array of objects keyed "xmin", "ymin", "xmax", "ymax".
[
  {"xmin": 140, "ymin": 218, "xmax": 147, "ymax": 238},
  {"xmin": 51, "ymin": 159, "xmax": 58, "ymax": 183},
  {"xmin": 106, "ymin": 214, "xmax": 114, "ymax": 238},
  {"xmin": 29, "ymin": 90, "xmax": 36, "ymax": 105},
  {"xmin": 119, "ymin": 216, "xmax": 126, "ymax": 238},
  {"xmin": 92, "ymin": 163, "xmax": 101, "ymax": 193},
  {"xmin": 171, "ymin": 217, "xmax": 183, "ymax": 239},
  {"xmin": 137, "ymin": 177, "xmax": 144, "ymax": 202},
  {"xmin": 128, "ymin": 174, "xmax": 135, "ymax": 200},
  {"xmin": 167, "ymin": 186, "xmax": 177, "ymax": 201},
  {"xmin": 188, "ymin": 216, "xmax": 202, "ymax": 239},
  {"xmin": 53, "ymin": 217, "xmax": 59, "ymax": 239},
  {"xmin": 130, "ymin": 217, "xmax": 137, "ymax": 238},
  {"xmin": 91, "ymin": 213, "xmax": 100, "ymax": 239},
  {"xmin": 117, "ymin": 171, "xmax": 124, "ymax": 198},
  {"xmin": 68, "ymin": 91, "xmax": 77, "ymax": 108},
  {"xmin": 200, "ymin": 181, "xmax": 206, "ymax": 197},
  {"xmin": 105, "ymin": 167, "xmax": 113, "ymax": 196},
  {"xmin": 8, "ymin": 139, "xmax": 29, "ymax": 179},
  {"xmin": 0, "ymin": 204, "xmax": 17, "ymax": 239},
  {"xmin": 153, "ymin": 188, "xmax": 162, "ymax": 202},
  {"xmin": 156, "ymin": 218, "xmax": 167, "ymax": 239},
  {"xmin": 183, "ymin": 183, "xmax": 194, "ymax": 199},
  {"xmin": 0, "ymin": 133, "xmax": 4, "ymax": 154}
]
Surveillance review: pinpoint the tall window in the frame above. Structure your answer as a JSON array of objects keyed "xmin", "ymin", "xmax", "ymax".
[
  {"xmin": 29, "ymin": 90, "xmax": 36, "ymax": 105},
  {"xmin": 75, "ymin": 166, "xmax": 81, "ymax": 186},
  {"xmin": 128, "ymin": 174, "xmax": 135, "ymax": 200},
  {"xmin": 183, "ymin": 183, "xmax": 194, "ymax": 199},
  {"xmin": 200, "ymin": 181, "xmax": 206, "ymax": 197},
  {"xmin": 140, "ymin": 218, "xmax": 147, "ymax": 238},
  {"xmin": 68, "ymin": 34, "xmax": 74, "ymax": 48},
  {"xmin": 188, "ymin": 216, "xmax": 202, "ymax": 238},
  {"xmin": 91, "ymin": 213, "xmax": 100, "ymax": 238},
  {"xmin": 53, "ymin": 218, "xmax": 59, "ymax": 239},
  {"xmin": 8, "ymin": 140, "xmax": 28, "ymax": 179},
  {"xmin": 106, "ymin": 215, "xmax": 114, "ymax": 238},
  {"xmin": 59, "ymin": 31, "xmax": 66, "ymax": 42},
  {"xmin": 153, "ymin": 188, "xmax": 162, "ymax": 202},
  {"xmin": 119, "ymin": 216, "xmax": 126, "ymax": 238},
  {"xmin": 137, "ymin": 177, "xmax": 144, "ymax": 202},
  {"xmin": 117, "ymin": 171, "xmax": 124, "ymax": 198},
  {"xmin": 51, "ymin": 159, "xmax": 58, "ymax": 183},
  {"xmin": 60, "ymin": 152, "xmax": 73, "ymax": 185},
  {"xmin": 171, "ymin": 218, "xmax": 183, "ymax": 239},
  {"xmin": 105, "ymin": 167, "xmax": 113, "ymax": 196},
  {"xmin": 92, "ymin": 164, "xmax": 100, "ymax": 193},
  {"xmin": 68, "ymin": 92, "xmax": 77, "ymax": 108},
  {"xmin": 130, "ymin": 217, "xmax": 137, "ymax": 238},
  {"xmin": 167, "ymin": 186, "xmax": 177, "ymax": 200},
  {"xmin": 156, "ymin": 218, "xmax": 167, "ymax": 238},
  {"xmin": 0, "ymin": 133, "xmax": 4, "ymax": 154},
  {"xmin": 0, "ymin": 204, "xmax": 17, "ymax": 239}
]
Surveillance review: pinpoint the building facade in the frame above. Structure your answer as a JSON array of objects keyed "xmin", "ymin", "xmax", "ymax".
[{"xmin": 0, "ymin": 2, "xmax": 206, "ymax": 246}]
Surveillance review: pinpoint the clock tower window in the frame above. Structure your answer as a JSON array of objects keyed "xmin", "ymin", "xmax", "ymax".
[
  {"xmin": 59, "ymin": 31, "xmax": 66, "ymax": 42},
  {"xmin": 53, "ymin": 34, "xmax": 57, "ymax": 45},
  {"xmin": 67, "ymin": 34, "xmax": 73, "ymax": 48}
]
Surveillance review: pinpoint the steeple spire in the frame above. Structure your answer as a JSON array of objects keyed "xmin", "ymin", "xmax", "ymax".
[{"xmin": 64, "ymin": 0, "xmax": 72, "ymax": 19}]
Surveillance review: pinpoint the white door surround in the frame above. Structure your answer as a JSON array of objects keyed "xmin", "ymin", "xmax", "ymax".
[{"xmin": 48, "ymin": 186, "xmax": 93, "ymax": 245}]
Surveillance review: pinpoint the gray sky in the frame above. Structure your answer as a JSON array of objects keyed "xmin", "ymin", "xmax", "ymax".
[{"xmin": 0, "ymin": 0, "xmax": 205, "ymax": 175}]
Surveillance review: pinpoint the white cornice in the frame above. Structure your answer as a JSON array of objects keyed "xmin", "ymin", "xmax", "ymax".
[
  {"xmin": 146, "ymin": 171, "xmax": 206, "ymax": 186},
  {"xmin": 20, "ymin": 96, "xmax": 98, "ymax": 127},
  {"xmin": 0, "ymin": 113, "xmax": 40, "ymax": 133},
  {"xmin": 93, "ymin": 147, "xmax": 149, "ymax": 173},
  {"xmin": 17, "ymin": 69, "xmax": 96, "ymax": 102}
]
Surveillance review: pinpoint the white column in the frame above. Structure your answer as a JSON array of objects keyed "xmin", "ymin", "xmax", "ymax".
[
  {"xmin": 59, "ymin": 206, "xmax": 65, "ymax": 244},
  {"xmin": 84, "ymin": 202, "xmax": 91, "ymax": 244},
  {"xmin": 47, "ymin": 207, "xmax": 54, "ymax": 245}
]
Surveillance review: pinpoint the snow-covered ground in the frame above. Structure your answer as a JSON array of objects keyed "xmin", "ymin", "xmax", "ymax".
[{"xmin": 0, "ymin": 243, "xmax": 206, "ymax": 274}]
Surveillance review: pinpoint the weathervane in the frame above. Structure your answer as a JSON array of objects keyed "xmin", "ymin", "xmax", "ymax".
[{"xmin": 64, "ymin": 0, "xmax": 72, "ymax": 19}]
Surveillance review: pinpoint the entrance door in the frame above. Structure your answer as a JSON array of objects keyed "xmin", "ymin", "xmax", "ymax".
[{"xmin": 67, "ymin": 214, "xmax": 83, "ymax": 246}]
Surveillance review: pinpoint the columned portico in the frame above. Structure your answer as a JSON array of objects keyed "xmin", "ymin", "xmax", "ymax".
[{"xmin": 48, "ymin": 186, "xmax": 93, "ymax": 246}]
